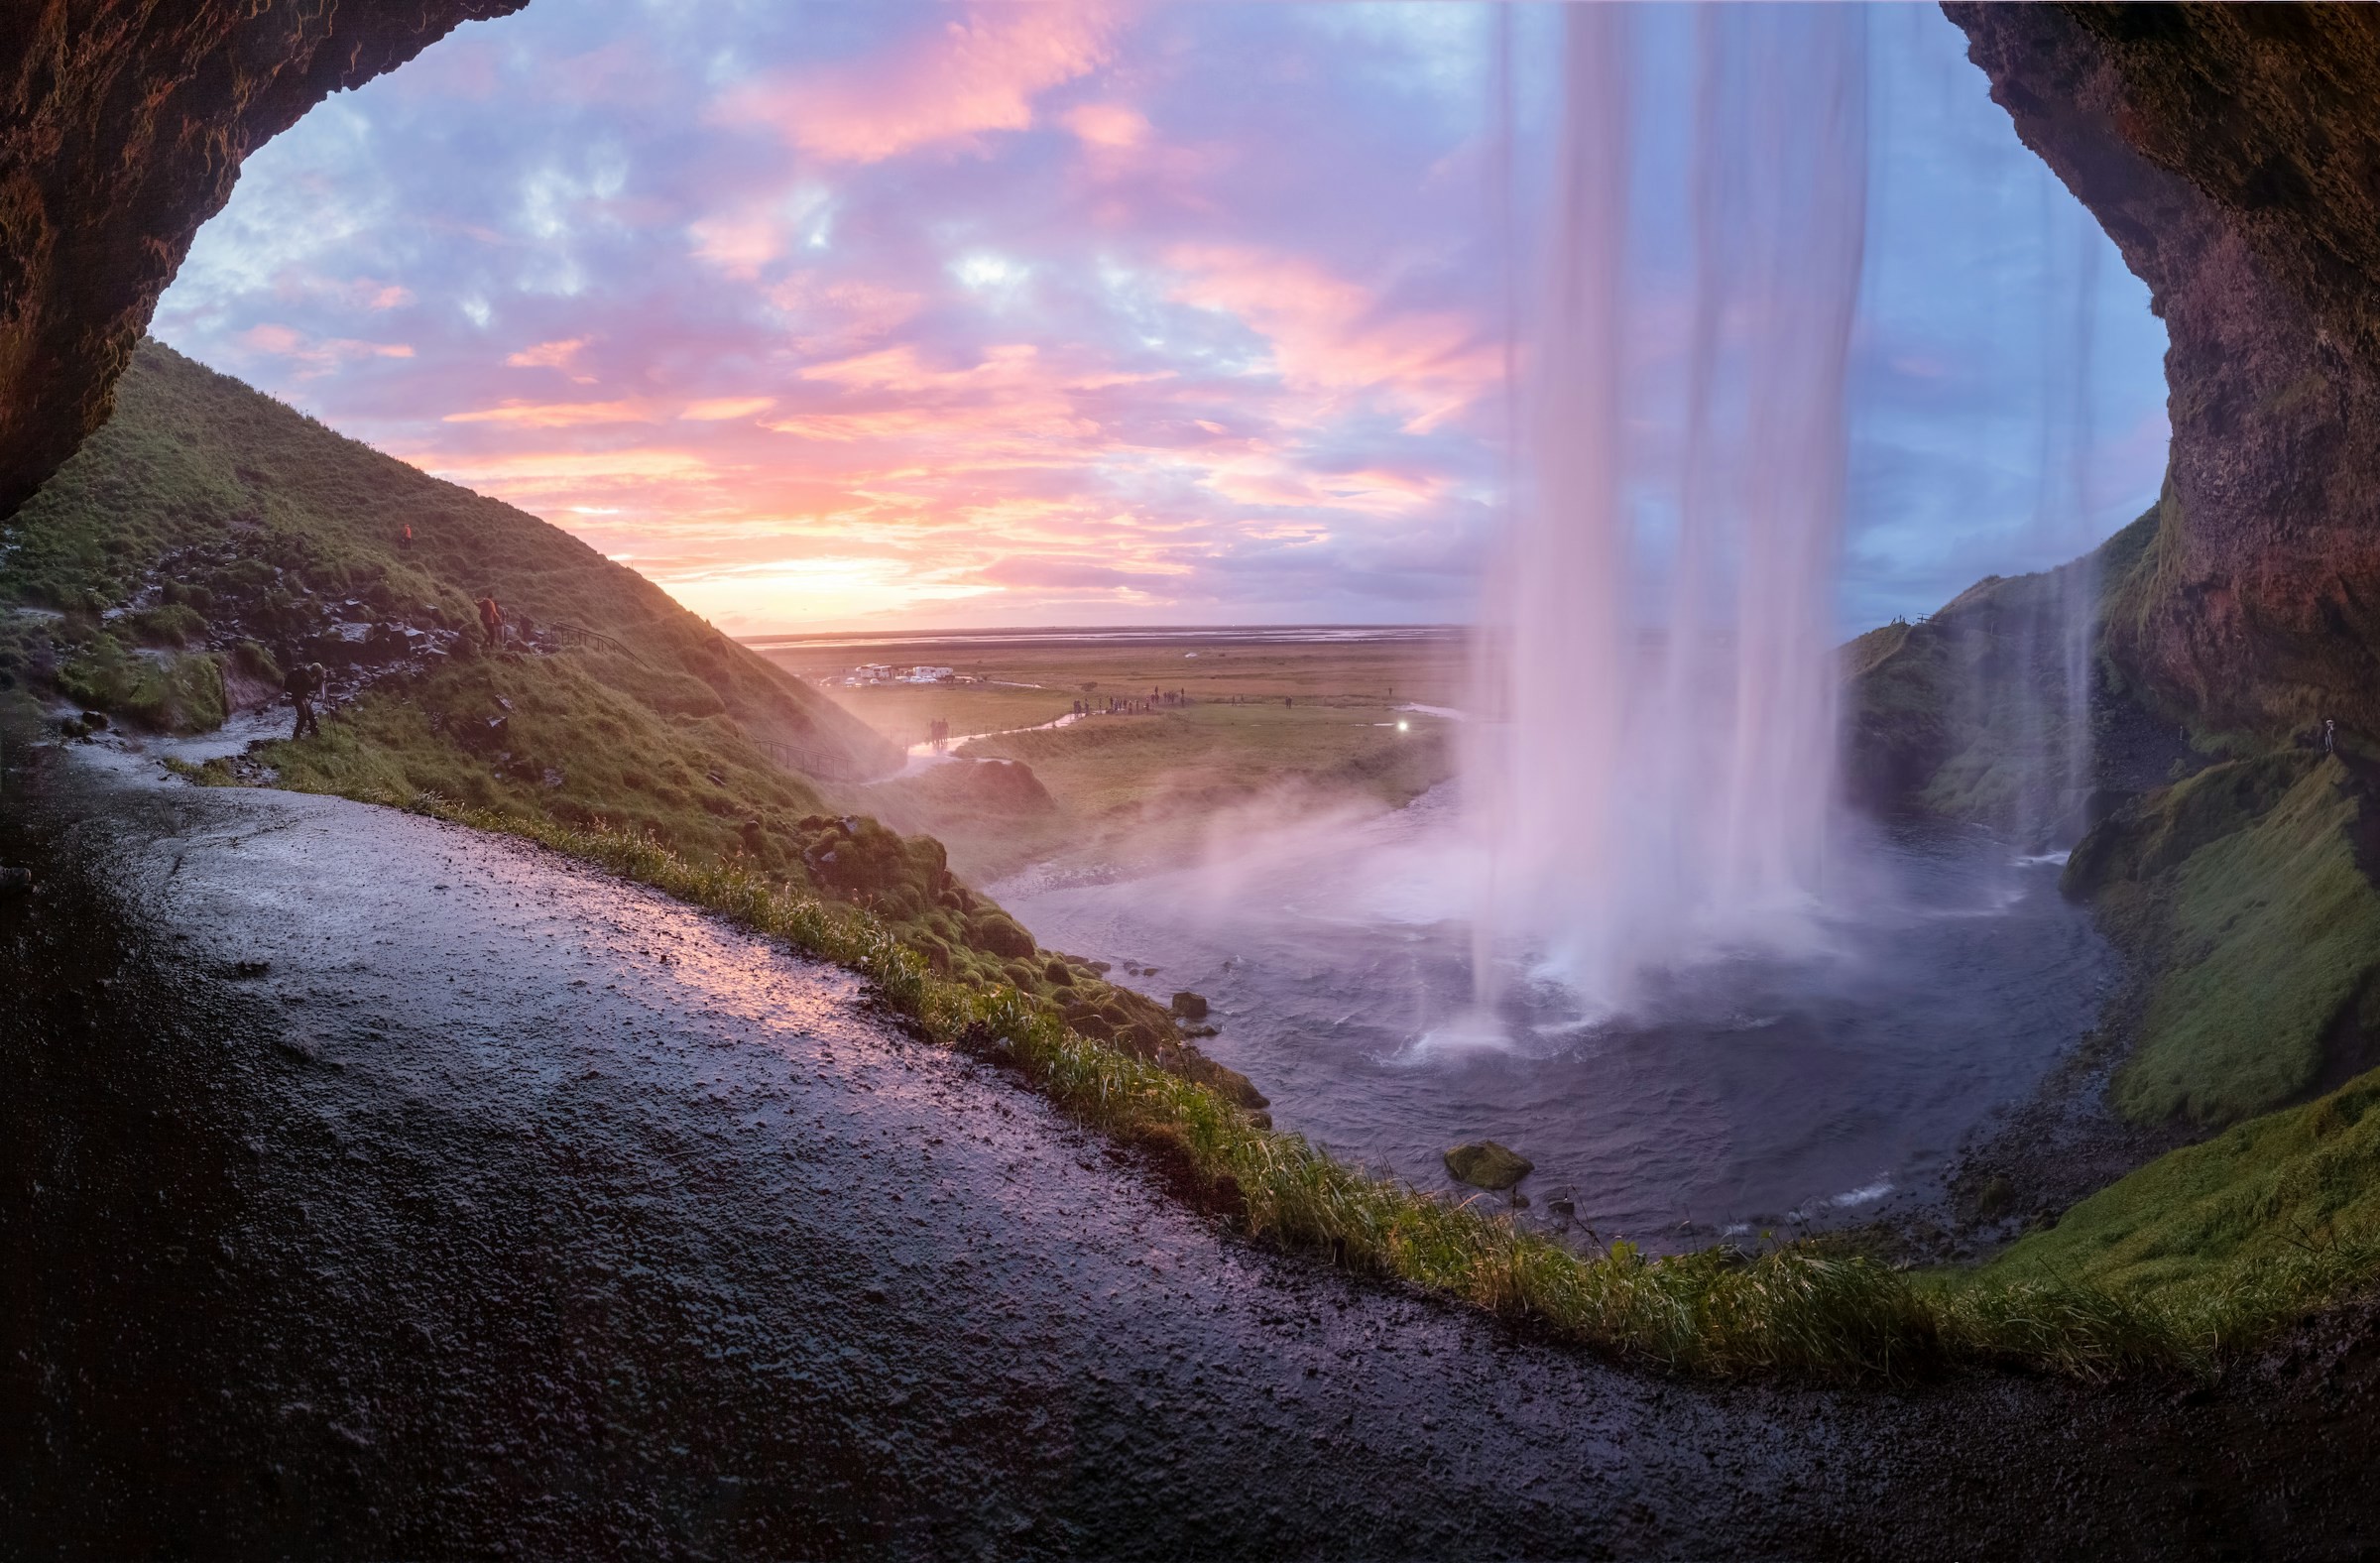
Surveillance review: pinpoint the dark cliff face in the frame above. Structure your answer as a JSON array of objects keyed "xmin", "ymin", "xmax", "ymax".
[
  {"xmin": 0, "ymin": 1, "xmax": 528, "ymax": 519},
  {"xmin": 1945, "ymin": 3, "xmax": 2380, "ymax": 742}
]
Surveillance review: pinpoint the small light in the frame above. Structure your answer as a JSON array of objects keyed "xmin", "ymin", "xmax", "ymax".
[{"xmin": 1397, "ymin": 720, "xmax": 1410, "ymax": 733}]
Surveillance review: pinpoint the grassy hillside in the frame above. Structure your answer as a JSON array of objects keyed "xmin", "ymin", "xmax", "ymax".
[
  {"xmin": 2060, "ymin": 752, "xmax": 2380, "ymax": 1127},
  {"xmin": 1, "ymin": 340, "xmax": 892, "ymax": 779},
  {"xmin": 1840, "ymin": 512, "xmax": 2380, "ymax": 1129},
  {"xmin": 1972, "ymin": 1064, "xmax": 2380, "ymax": 1303},
  {"xmin": 0, "ymin": 339, "xmax": 1264, "ymax": 1115},
  {"xmin": 1841, "ymin": 508, "xmax": 2200, "ymax": 833}
]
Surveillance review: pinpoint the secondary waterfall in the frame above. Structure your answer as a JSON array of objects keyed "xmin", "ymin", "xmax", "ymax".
[{"xmin": 1469, "ymin": 6, "xmax": 1870, "ymax": 1008}]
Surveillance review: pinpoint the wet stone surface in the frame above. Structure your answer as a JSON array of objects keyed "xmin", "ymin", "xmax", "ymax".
[{"xmin": 4, "ymin": 752, "xmax": 2380, "ymax": 1558}]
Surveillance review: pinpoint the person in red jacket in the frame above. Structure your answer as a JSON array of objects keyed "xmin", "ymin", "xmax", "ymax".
[{"xmin": 477, "ymin": 594, "xmax": 504, "ymax": 649}]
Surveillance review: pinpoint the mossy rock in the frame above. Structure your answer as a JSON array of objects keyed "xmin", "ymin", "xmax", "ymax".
[
  {"xmin": 1444, "ymin": 1140, "xmax": 1533, "ymax": 1191},
  {"xmin": 1170, "ymin": 990, "xmax": 1210, "ymax": 1022},
  {"xmin": 971, "ymin": 910, "xmax": 1035, "ymax": 960}
]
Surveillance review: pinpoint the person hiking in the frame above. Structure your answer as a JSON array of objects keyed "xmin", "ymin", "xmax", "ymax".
[
  {"xmin": 399, "ymin": 523, "xmax": 415, "ymax": 550},
  {"xmin": 477, "ymin": 594, "xmax": 504, "ymax": 649},
  {"xmin": 285, "ymin": 661, "xmax": 325, "ymax": 739},
  {"xmin": 2326, "ymin": 718, "xmax": 2338, "ymax": 755}
]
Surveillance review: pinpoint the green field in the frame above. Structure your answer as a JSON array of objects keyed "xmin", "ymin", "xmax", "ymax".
[{"xmin": 761, "ymin": 637, "xmax": 1466, "ymax": 881}]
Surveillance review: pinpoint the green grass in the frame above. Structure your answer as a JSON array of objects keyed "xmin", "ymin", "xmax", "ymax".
[
  {"xmin": 793, "ymin": 639, "xmax": 1464, "ymax": 881},
  {"xmin": 2119, "ymin": 758, "xmax": 2380, "ymax": 1122},
  {"xmin": 2063, "ymin": 752, "xmax": 2380, "ymax": 1126},
  {"xmin": 3, "ymin": 339, "xmax": 893, "ymax": 780},
  {"xmin": 353, "ymin": 783, "xmax": 1948, "ymax": 1381},
  {"xmin": 945, "ymin": 701, "xmax": 1451, "ymax": 877},
  {"xmin": 240, "ymin": 650, "xmax": 835, "ymax": 866},
  {"xmin": 1949, "ymin": 1069, "xmax": 2380, "ymax": 1365}
]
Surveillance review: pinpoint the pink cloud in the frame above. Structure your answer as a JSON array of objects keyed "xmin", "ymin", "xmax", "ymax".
[
  {"xmin": 505, "ymin": 337, "xmax": 588, "ymax": 369},
  {"xmin": 239, "ymin": 323, "xmax": 414, "ymax": 377},
  {"xmin": 973, "ymin": 555, "xmax": 1189, "ymax": 590},
  {"xmin": 680, "ymin": 397, "xmax": 776, "ymax": 421},
  {"xmin": 688, "ymin": 210, "xmax": 784, "ymax": 281},
  {"xmin": 1063, "ymin": 102, "xmax": 1148, "ymax": 150},
  {"xmin": 764, "ymin": 276, "xmax": 923, "ymax": 350},
  {"xmin": 442, "ymin": 400, "xmax": 652, "ymax": 427},
  {"xmin": 1164, "ymin": 245, "xmax": 1499, "ymax": 432},
  {"xmin": 719, "ymin": 5, "xmax": 1118, "ymax": 164}
]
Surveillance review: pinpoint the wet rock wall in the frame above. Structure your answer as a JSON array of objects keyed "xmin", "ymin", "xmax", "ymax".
[
  {"xmin": 1946, "ymin": 3, "xmax": 2380, "ymax": 741},
  {"xmin": 0, "ymin": 0, "xmax": 527, "ymax": 518}
]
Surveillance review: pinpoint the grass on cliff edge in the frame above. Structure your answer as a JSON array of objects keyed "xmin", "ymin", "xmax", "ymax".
[
  {"xmin": 2064, "ymin": 752, "xmax": 2380, "ymax": 1126},
  {"xmin": 318, "ymin": 781, "xmax": 2380, "ymax": 1387},
  {"xmin": 1962, "ymin": 1065, "xmax": 2380, "ymax": 1328}
]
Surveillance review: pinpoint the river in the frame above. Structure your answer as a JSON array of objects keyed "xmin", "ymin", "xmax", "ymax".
[{"xmin": 998, "ymin": 786, "xmax": 2112, "ymax": 1243}]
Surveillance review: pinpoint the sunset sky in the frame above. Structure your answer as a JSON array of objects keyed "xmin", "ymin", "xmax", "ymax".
[{"xmin": 154, "ymin": 1, "xmax": 2172, "ymax": 636}]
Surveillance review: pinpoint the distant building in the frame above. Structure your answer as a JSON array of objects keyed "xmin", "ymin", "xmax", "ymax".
[{"xmin": 904, "ymin": 665, "xmax": 954, "ymax": 683}]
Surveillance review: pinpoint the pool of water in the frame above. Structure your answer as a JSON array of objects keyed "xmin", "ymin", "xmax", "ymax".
[{"xmin": 996, "ymin": 788, "xmax": 2114, "ymax": 1245}]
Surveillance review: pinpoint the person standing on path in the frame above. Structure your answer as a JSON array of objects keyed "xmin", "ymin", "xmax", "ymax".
[
  {"xmin": 2326, "ymin": 718, "xmax": 2337, "ymax": 754},
  {"xmin": 477, "ymin": 594, "xmax": 504, "ymax": 650},
  {"xmin": 285, "ymin": 661, "xmax": 324, "ymax": 739}
]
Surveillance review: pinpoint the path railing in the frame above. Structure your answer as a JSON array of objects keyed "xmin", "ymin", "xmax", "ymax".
[{"xmin": 549, "ymin": 621, "xmax": 633, "ymax": 658}]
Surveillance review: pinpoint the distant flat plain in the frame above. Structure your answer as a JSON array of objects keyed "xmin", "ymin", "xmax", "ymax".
[{"xmin": 753, "ymin": 629, "xmax": 1468, "ymax": 882}]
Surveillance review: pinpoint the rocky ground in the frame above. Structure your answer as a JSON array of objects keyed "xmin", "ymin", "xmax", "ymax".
[{"xmin": 5, "ymin": 746, "xmax": 2380, "ymax": 1558}]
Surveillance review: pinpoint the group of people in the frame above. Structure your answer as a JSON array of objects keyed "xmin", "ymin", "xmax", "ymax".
[
  {"xmin": 1070, "ymin": 688, "xmax": 1198, "ymax": 719},
  {"xmin": 280, "ymin": 583, "xmax": 520, "ymax": 741}
]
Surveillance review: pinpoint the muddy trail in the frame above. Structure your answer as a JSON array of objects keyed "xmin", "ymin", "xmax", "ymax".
[{"xmin": 3, "ymin": 752, "xmax": 2377, "ymax": 1559}]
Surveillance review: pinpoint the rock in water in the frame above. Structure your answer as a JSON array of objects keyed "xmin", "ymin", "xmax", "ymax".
[
  {"xmin": 1169, "ymin": 991, "xmax": 1209, "ymax": 1022},
  {"xmin": 1443, "ymin": 1141, "xmax": 1533, "ymax": 1191}
]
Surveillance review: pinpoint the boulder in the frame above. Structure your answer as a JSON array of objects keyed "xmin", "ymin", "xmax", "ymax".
[
  {"xmin": 970, "ymin": 910, "xmax": 1035, "ymax": 960},
  {"xmin": 1169, "ymin": 991, "xmax": 1209, "ymax": 1022},
  {"xmin": 1443, "ymin": 1141, "xmax": 1533, "ymax": 1191}
]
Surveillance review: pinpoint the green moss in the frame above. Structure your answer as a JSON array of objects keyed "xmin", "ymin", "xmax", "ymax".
[
  {"xmin": 2109, "ymin": 757, "xmax": 2380, "ymax": 1124},
  {"xmin": 53, "ymin": 634, "xmax": 225, "ymax": 733},
  {"xmin": 1445, "ymin": 1141, "xmax": 1534, "ymax": 1191},
  {"xmin": 2062, "ymin": 750, "xmax": 2317, "ymax": 899},
  {"xmin": 1968, "ymin": 1066, "xmax": 2380, "ymax": 1307}
]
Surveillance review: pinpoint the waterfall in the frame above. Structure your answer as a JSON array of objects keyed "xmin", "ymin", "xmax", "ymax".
[
  {"xmin": 1949, "ymin": 190, "xmax": 2107, "ymax": 851},
  {"xmin": 2046, "ymin": 199, "xmax": 2103, "ymax": 843},
  {"xmin": 1468, "ymin": 6, "xmax": 1870, "ymax": 1010}
]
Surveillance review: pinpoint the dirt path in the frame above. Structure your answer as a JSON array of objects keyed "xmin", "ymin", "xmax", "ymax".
[{"xmin": 2, "ymin": 751, "xmax": 2375, "ymax": 1558}]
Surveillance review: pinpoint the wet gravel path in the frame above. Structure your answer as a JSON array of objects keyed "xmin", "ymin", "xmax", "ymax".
[{"xmin": 5, "ymin": 752, "xmax": 2379, "ymax": 1559}]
